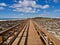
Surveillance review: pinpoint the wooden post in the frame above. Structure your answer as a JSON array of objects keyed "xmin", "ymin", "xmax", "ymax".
[{"xmin": 0, "ymin": 36, "xmax": 2, "ymax": 44}]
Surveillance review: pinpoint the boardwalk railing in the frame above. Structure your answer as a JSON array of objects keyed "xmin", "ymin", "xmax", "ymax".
[
  {"xmin": 33, "ymin": 21, "xmax": 60, "ymax": 45},
  {"xmin": 0, "ymin": 20, "xmax": 27, "ymax": 44}
]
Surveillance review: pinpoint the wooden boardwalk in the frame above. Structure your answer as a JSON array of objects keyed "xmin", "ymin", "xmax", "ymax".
[
  {"xmin": 27, "ymin": 20, "xmax": 43, "ymax": 45},
  {"xmin": 0, "ymin": 19, "xmax": 60, "ymax": 45},
  {"xmin": 11, "ymin": 20, "xmax": 43, "ymax": 45}
]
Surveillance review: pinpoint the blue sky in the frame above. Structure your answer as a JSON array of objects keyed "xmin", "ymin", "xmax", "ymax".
[{"xmin": 0, "ymin": 0, "xmax": 60, "ymax": 18}]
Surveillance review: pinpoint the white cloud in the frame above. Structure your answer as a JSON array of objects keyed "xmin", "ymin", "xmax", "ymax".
[
  {"xmin": 54, "ymin": 10, "xmax": 60, "ymax": 12},
  {"xmin": 45, "ymin": 0, "xmax": 60, "ymax": 3},
  {"xmin": 14, "ymin": 0, "xmax": 17, "ymax": 2},
  {"xmin": 9, "ymin": 3, "xmax": 23, "ymax": 8},
  {"xmin": 13, "ymin": 7, "xmax": 37, "ymax": 13},
  {"xmin": 20, "ymin": 13, "xmax": 24, "ymax": 16},
  {"xmin": 0, "ymin": 3, "xmax": 7, "ymax": 6},
  {"xmin": 19, "ymin": 1, "xmax": 22, "ymax": 3},
  {"xmin": 34, "ymin": 5, "xmax": 49, "ymax": 9},
  {"xmin": 0, "ymin": 7, "xmax": 4, "ymax": 10},
  {"xmin": 41, "ymin": 5, "xmax": 49, "ymax": 9},
  {"xmin": 53, "ymin": 0, "xmax": 58, "ymax": 3},
  {"xmin": 0, "ymin": 3, "xmax": 7, "ymax": 10},
  {"xmin": 53, "ymin": 0, "xmax": 60, "ymax": 3},
  {"xmin": 39, "ymin": 11, "xmax": 50, "ymax": 17},
  {"xmin": 9, "ymin": 0, "xmax": 50, "ymax": 13},
  {"xmin": 23, "ymin": 1, "xmax": 36, "ymax": 7},
  {"xmin": 9, "ymin": 1, "xmax": 36, "ymax": 8}
]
